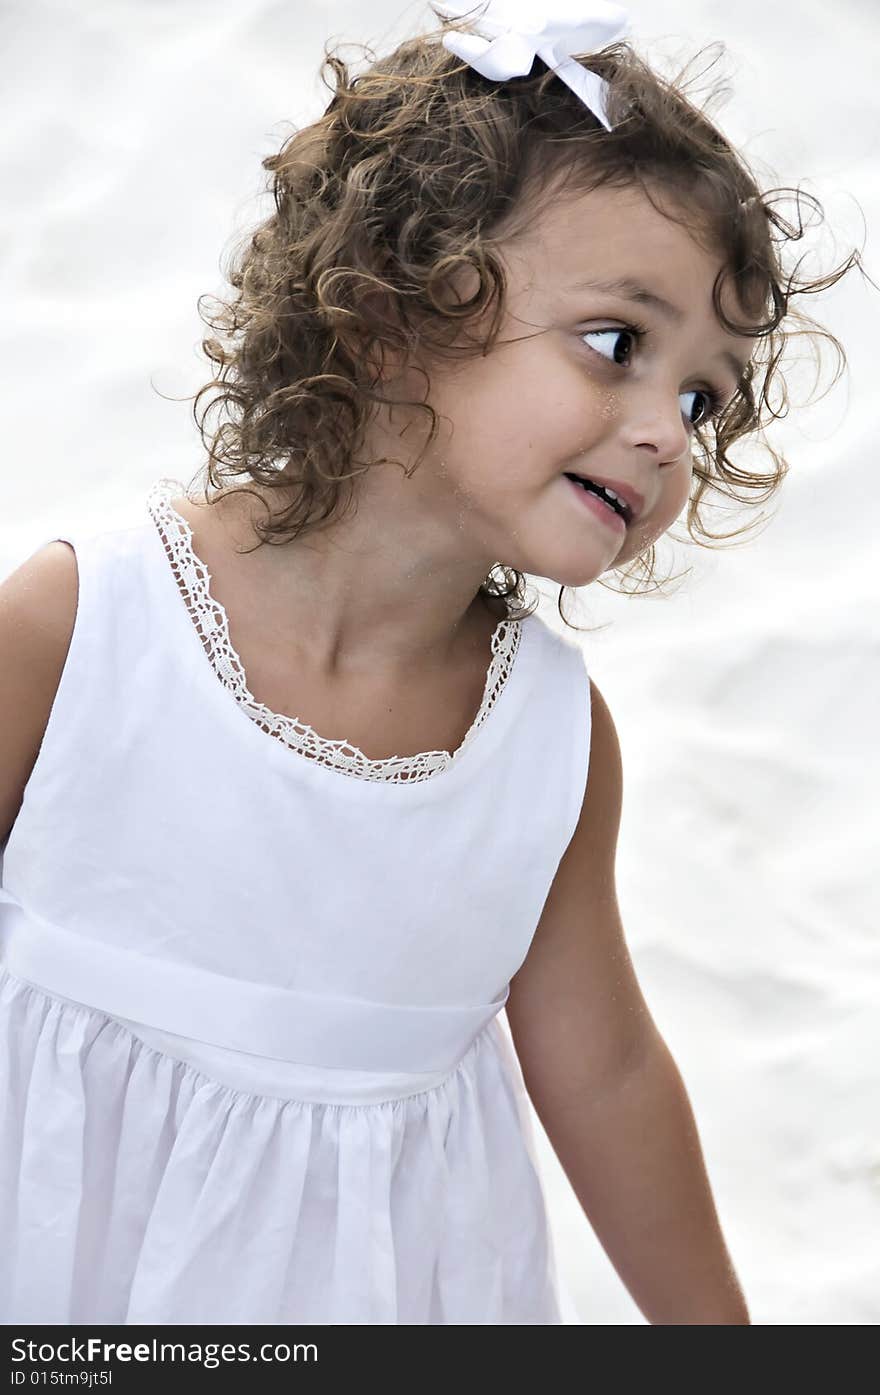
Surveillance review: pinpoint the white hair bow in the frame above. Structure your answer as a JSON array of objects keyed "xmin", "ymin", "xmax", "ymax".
[{"xmin": 432, "ymin": 1, "xmax": 629, "ymax": 131}]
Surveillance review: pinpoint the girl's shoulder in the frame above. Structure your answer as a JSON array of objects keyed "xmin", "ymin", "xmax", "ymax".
[{"xmin": 0, "ymin": 541, "xmax": 81, "ymax": 848}]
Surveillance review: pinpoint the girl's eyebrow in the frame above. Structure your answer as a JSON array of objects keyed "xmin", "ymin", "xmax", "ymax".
[
  {"xmin": 568, "ymin": 275, "xmax": 751, "ymax": 381},
  {"xmin": 569, "ymin": 274, "xmax": 685, "ymax": 323}
]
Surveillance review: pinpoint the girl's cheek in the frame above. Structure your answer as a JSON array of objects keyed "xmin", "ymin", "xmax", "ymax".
[
  {"xmin": 626, "ymin": 521, "xmax": 664, "ymax": 558},
  {"xmin": 578, "ymin": 384, "xmax": 621, "ymax": 436},
  {"xmin": 594, "ymin": 385, "xmax": 622, "ymax": 420},
  {"xmin": 662, "ymin": 473, "xmax": 690, "ymax": 528},
  {"xmin": 626, "ymin": 494, "xmax": 679, "ymax": 554},
  {"xmin": 631, "ymin": 467, "xmax": 692, "ymax": 553}
]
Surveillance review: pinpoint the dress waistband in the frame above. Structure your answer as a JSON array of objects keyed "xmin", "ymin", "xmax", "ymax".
[{"xmin": 0, "ymin": 891, "xmax": 509, "ymax": 1076}]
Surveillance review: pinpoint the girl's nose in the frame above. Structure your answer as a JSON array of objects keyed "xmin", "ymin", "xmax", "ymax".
[{"xmin": 621, "ymin": 391, "xmax": 692, "ymax": 464}]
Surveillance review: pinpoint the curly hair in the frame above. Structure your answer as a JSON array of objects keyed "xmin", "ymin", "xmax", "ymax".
[{"xmin": 186, "ymin": 9, "xmax": 861, "ymax": 627}]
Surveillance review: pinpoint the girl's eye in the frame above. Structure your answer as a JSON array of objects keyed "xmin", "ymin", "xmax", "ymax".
[
  {"xmin": 580, "ymin": 327, "xmax": 638, "ymax": 366},
  {"xmin": 680, "ymin": 388, "xmax": 719, "ymax": 428}
]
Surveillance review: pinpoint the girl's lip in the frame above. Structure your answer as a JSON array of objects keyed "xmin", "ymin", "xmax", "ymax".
[
  {"xmin": 563, "ymin": 475, "xmax": 627, "ymax": 531},
  {"xmin": 563, "ymin": 471, "xmax": 644, "ymax": 524}
]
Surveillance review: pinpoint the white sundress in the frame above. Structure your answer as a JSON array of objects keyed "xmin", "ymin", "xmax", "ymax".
[{"xmin": 0, "ymin": 476, "xmax": 593, "ymax": 1324}]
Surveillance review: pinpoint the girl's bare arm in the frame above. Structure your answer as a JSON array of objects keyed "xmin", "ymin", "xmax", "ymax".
[{"xmin": 506, "ymin": 678, "xmax": 750, "ymax": 1325}]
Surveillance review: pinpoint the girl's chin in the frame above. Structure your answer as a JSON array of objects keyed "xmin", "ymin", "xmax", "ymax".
[{"xmin": 548, "ymin": 559, "xmax": 617, "ymax": 589}]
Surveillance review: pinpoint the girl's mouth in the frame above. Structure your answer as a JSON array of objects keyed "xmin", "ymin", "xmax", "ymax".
[{"xmin": 562, "ymin": 474, "xmax": 627, "ymax": 532}]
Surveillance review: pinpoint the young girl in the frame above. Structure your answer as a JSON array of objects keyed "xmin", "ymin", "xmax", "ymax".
[{"xmin": 0, "ymin": 2, "xmax": 855, "ymax": 1324}]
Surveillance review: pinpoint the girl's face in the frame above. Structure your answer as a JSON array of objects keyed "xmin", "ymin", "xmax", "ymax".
[{"xmin": 396, "ymin": 180, "xmax": 756, "ymax": 590}]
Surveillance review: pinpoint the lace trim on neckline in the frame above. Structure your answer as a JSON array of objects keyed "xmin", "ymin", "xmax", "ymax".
[{"xmin": 145, "ymin": 477, "xmax": 523, "ymax": 784}]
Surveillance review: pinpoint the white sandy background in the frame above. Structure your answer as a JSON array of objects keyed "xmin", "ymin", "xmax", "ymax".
[{"xmin": 1, "ymin": 0, "xmax": 878, "ymax": 1324}]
